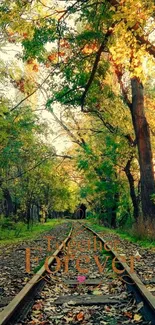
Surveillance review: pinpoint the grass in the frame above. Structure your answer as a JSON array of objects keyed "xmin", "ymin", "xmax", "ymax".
[
  {"xmin": 0, "ymin": 219, "xmax": 70, "ymax": 247},
  {"xmin": 83, "ymin": 218, "xmax": 155, "ymax": 250},
  {"xmin": 33, "ymin": 257, "xmax": 47, "ymax": 273},
  {"xmin": 101, "ymin": 248, "xmax": 114, "ymax": 273}
]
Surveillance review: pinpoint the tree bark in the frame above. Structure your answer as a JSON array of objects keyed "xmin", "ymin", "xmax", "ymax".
[
  {"xmin": 26, "ymin": 203, "xmax": 31, "ymax": 230},
  {"xmin": 124, "ymin": 157, "xmax": 139, "ymax": 221},
  {"xmin": 111, "ymin": 192, "xmax": 119, "ymax": 228},
  {"xmin": 3, "ymin": 188, "xmax": 13, "ymax": 217},
  {"xmin": 131, "ymin": 77, "xmax": 155, "ymax": 220}
]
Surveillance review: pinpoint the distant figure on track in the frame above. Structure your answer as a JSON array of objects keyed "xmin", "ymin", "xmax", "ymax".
[{"xmin": 79, "ymin": 203, "xmax": 87, "ymax": 219}]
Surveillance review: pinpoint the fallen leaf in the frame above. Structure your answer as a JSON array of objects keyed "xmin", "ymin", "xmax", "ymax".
[
  {"xmin": 76, "ymin": 311, "xmax": 84, "ymax": 321},
  {"xmin": 134, "ymin": 314, "xmax": 142, "ymax": 321},
  {"xmin": 104, "ymin": 305, "xmax": 111, "ymax": 312},
  {"xmin": 63, "ymin": 316, "xmax": 74, "ymax": 323},
  {"xmin": 124, "ymin": 311, "xmax": 132, "ymax": 319},
  {"xmin": 33, "ymin": 303, "xmax": 43, "ymax": 310},
  {"xmin": 92, "ymin": 290, "xmax": 102, "ymax": 295},
  {"xmin": 136, "ymin": 301, "xmax": 144, "ymax": 312},
  {"xmin": 32, "ymin": 310, "xmax": 42, "ymax": 315},
  {"xmin": 135, "ymin": 251, "xmax": 142, "ymax": 259},
  {"xmin": 28, "ymin": 320, "xmax": 39, "ymax": 325}
]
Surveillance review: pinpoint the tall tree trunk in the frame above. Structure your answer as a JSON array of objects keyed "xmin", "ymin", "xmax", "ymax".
[
  {"xmin": 111, "ymin": 193, "xmax": 119, "ymax": 229},
  {"xmin": 124, "ymin": 157, "xmax": 139, "ymax": 221},
  {"xmin": 3, "ymin": 188, "xmax": 13, "ymax": 217},
  {"xmin": 26, "ymin": 203, "xmax": 31, "ymax": 230},
  {"xmin": 131, "ymin": 77, "xmax": 155, "ymax": 220}
]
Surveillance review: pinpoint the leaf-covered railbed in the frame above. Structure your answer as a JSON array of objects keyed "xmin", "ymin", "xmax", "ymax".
[
  {"xmin": 83, "ymin": 220, "xmax": 155, "ymax": 295},
  {"xmin": 16, "ymin": 223, "xmax": 150, "ymax": 325},
  {"xmin": 0, "ymin": 221, "xmax": 71, "ymax": 311}
]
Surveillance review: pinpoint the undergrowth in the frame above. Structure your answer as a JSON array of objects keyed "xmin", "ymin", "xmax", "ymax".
[
  {"xmin": 0, "ymin": 218, "xmax": 68, "ymax": 247},
  {"xmin": 84, "ymin": 216, "xmax": 155, "ymax": 249}
]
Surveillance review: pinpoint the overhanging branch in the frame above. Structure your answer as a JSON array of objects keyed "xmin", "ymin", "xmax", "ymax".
[{"xmin": 81, "ymin": 28, "xmax": 113, "ymax": 111}]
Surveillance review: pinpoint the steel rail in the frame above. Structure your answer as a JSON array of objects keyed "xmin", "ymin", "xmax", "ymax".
[
  {"xmin": 81, "ymin": 222, "xmax": 155, "ymax": 324},
  {"xmin": 0, "ymin": 226, "xmax": 73, "ymax": 325}
]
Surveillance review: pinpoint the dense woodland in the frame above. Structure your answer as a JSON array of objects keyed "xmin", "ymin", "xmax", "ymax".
[{"xmin": 1, "ymin": 0, "xmax": 155, "ymax": 235}]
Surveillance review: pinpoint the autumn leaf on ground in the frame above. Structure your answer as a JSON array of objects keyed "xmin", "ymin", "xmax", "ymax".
[
  {"xmin": 63, "ymin": 316, "xmax": 74, "ymax": 323},
  {"xmin": 136, "ymin": 301, "xmax": 144, "ymax": 312},
  {"xmin": 92, "ymin": 290, "xmax": 102, "ymax": 295},
  {"xmin": 33, "ymin": 302, "xmax": 43, "ymax": 310},
  {"xmin": 76, "ymin": 311, "xmax": 84, "ymax": 321},
  {"xmin": 32, "ymin": 310, "xmax": 42, "ymax": 316},
  {"xmin": 104, "ymin": 305, "xmax": 111, "ymax": 312},
  {"xmin": 134, "ymin": 314, "xmax": 142, "ymax": 321},
  {"xmin": 28, "ymin": 320, "xmax": 39, "ymax": 325},
  {"xmin": 123, "ymin": 311, "xmax": 132, "ymax": 318},
  {"xmin": 28, "ymin": 321, "xmax": 49, "ymax": 325}
]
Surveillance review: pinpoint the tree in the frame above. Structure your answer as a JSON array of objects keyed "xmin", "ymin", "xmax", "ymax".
[{"xmin": 1, "ymin": 0, "xmax": 155, "ymax": 226}]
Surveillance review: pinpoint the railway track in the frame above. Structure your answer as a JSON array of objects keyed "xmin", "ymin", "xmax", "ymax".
[
  {"xmin": 0, "ymin": 222, "xmax": 155, "ymax": 325},
  {"xmin": 88, "ymin": 225, "xmax": 155, "ymax": 295}
]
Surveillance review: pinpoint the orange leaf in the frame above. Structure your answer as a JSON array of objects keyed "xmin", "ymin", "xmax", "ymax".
[
  {"xmin": 23, "ymin": 32, "xmax": 28, "ymax": 39},
  {"xmin": 33, "ymin": 64, "xmax": 39, "ymax": 72},
  {"xmin": 8, "ymin": 38, "xmax": 15, "ymax": 43},
  {"xmin": 76, "ymin": 311, "xmax": 84, "ymax": 321},
  {"xmin": 27, "ymin": 59, "xmax": 34, "ymax": 65},
  {"xmin": 33, "ymin": 302, "xmax": 42, "ymax": 310},
  {"xmin": 124, "ymin": 311, "xmax": 133, "ymax": 318},
  {"xmin": 48, "ymin": 54, "xmax": 57, "ymax": 61},
  {"xmin": 19, "ymin": 81, "xmax": 25, "ymax": 92},
  {"xmin": 8, "ymin": 31, "xmax": 14, "ymax": 36},
  {"xmin": 59, "ymin": 52, "xmax": 65, "ymax": 57},
  {"xmin": 104, "ymin": 305, "xmax": 111, "ymax": 312},
  {"xmin": 45, "ymin": 62, "xmax": 50, "ymax": 68},
  {"xmin": 60, "ymin": 40, "xmax": 69, "ymax": 48}
]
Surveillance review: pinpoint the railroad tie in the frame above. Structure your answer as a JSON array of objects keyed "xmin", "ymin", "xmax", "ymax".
[{"xmin": 54, "ymin": 294, "xmax": 126, "ymax": 305}]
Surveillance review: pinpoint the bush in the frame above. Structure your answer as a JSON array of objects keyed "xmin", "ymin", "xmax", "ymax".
[
  {"xmin": 131, "ymin": 217, "xmax": 155, "ymax": 241},
  {"xmin": 0, "ymin": 216, "xmax": 23, "ymax": 240},
  {"xmin": 0, "ymin": 216, "xmax": 15, "ymax": 230}
]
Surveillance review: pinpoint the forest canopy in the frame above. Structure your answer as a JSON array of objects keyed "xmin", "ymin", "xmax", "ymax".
[{"xmin": 1, "ymin": 0, "xmax": 155, "ymax": 234}]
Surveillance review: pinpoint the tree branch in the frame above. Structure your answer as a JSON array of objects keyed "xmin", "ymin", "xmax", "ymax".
[{"xmin": 81, "ymin": 28, "xmax": 113, "ymax": 111}]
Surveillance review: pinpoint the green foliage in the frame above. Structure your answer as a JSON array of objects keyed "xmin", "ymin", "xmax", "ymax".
[
  {"xmin": 22, "ymin": 23, "xmax": 57, "ymax": 61},
  {"xmin": 1, "ymin": 0, "xmax": 155, "ymax": 233},
  {"xmin": 76, "ymin": 30, "xmax": 103, "ymax": 43},
  {"xmin": 78, "ymin": 159, "xmax": 89, "ymax": 170},
  {"xmin": 85, "ymin": 219, "xmax": 155, "ymax": 249},
  {"xmin": 0, "ymin": 219, "xmax": 69, "ymax": 246},
  {"xmin": 0, "ymin": 94, "xmax": 78, "ymax": 225}
]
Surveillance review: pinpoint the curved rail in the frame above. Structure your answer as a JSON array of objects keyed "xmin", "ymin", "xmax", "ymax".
[
  {"xmin": 1, "ymin": 222, "xmax": 155, "ymax": 324},
  {"xmin": 81, "ymin": 222, "xmax": 155, "ymax": 324},
  {"xmin": 0, "ymin": 226, "xmax": 73, "ymax": 325}
]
